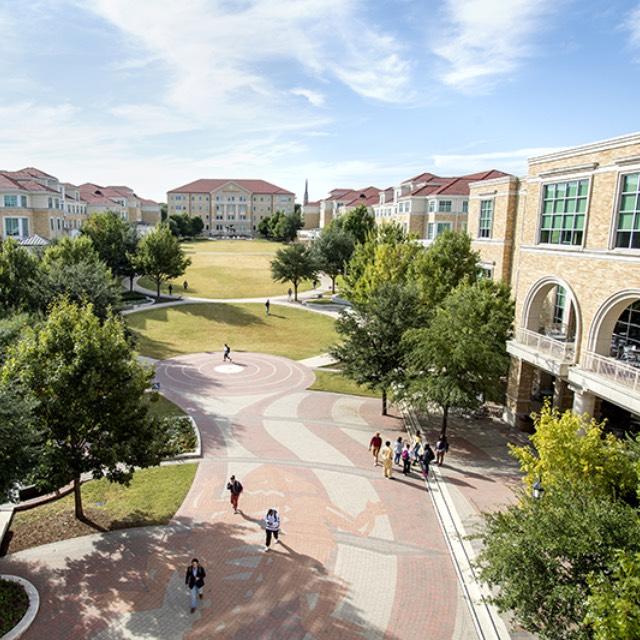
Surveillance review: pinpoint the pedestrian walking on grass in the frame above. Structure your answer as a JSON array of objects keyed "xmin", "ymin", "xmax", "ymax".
[
  {"xmin": 436, "ymin": 434, "xmax": 449, "ymax": 466},
  {"xmin": 369, "ymin": 432, "xmax": 382, "ymax": 466},
  {"xmin": 264, "ymin": 507, "xmax": 281, "ymax": 551},
  {"xmin": 401, "ymin": 443, "xmax": 412, "ymax": 475},
  {"xmin": 185, "ymin": 558, "xmax": 206, "ymax": 613},
  {"xmin": 287, "ymin": 287, "xmax": 293, "ymax": 302},
  {"xmin": 227, "ymin": 475, "xmax": 243, "ymax": 513},
  {"xmin": 393, "ymin": 436, "xmax": 403, "ymax": 465},
  {"xmin": 421, "ymin": 443, "xmax": 436, "ymax": 485},
  {"xmin": 412, "ymin": 431, "xmax": 423, "ymax": 466},
  {"xmin": 183, "ymin": 280, "xmax": 189, "ymax": 291},
  {"xmin": 223, "ymin": 343, "xmax": 232, "ymax": 362},
  {"xmin": 265, "ymin": 299, "xmax": 270, "ymax": 315},
  {"xmin": 168, "ymin": 284, "xmax": 173, "ymax": 297},
  {"xmin": 381, "ymin": 441, "xmax": 394, "ymax": 479}
]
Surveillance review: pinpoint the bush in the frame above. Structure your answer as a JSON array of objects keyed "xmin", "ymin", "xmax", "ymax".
[
  {"xmin": 0, "ymin": 579, "xmax": 29, "ymax": 636},
  {"xmin": 164, "ymin": 416, "xmax": 197, "ymax": 454}
]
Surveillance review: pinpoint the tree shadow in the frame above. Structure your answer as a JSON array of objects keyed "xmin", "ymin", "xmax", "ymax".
[{"xmin": 0, "ymin": 517, "xmax": 399, "ymax": 640}]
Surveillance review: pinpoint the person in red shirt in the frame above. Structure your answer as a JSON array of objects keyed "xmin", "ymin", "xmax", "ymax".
[{"xmin": 369, "ymin": 432, "xmax": 383, "ymax": 466}]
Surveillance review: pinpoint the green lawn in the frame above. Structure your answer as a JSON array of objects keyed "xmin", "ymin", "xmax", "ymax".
[
  {"xmin": 308, "ymin": 370, "xmax": 380, "ymax": 398},
  {"xmin": 6, "ymin": 464, "xmax": 197, "ymax": 553},
  {"xmin": 145, "ymin": 393, "xmax": 186, "ymax": 419},
  {"xmin": 128, "ymin": 302, "xmax": 337, "ymax": 360},
  {"xmin": 138, "ymin": 239, "xmax": 313, "ymax": 299}
]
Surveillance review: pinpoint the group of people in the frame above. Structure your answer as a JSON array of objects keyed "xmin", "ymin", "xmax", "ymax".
[
  {"xmin": 185, "ymin": 475, "xmax": 281, "ymax": 613},
  {"xmin": 369, "ymin": 431, "xmax": 449, "ymax": 483}
]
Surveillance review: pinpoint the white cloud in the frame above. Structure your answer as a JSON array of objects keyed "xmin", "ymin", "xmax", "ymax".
[
  {"xmin": 433, "ymin": 0, "xmax": 556, "ymax": 92},
  {"xmin": 626, "ymin": 4, "xmax": 640, "ymax": 51},
  {"xmin": 290, "ymin": 88, "xmax": 326, "ymax": 108}
]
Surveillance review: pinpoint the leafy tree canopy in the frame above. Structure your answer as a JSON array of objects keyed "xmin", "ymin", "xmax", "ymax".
[
  {"xmin": 332, "ymin": 204, "xmax": 375, "ymax": 245},
  {"xmin": 0, "ymin": 239, "xmax": 42, "ymax": 316},
  {"xmin": 312, "ymin": 226, "xmax": 355, "ymax": 292},
  {"xmin": 270, "ymin": 243, "xmax": 317, "ymax": 301}
]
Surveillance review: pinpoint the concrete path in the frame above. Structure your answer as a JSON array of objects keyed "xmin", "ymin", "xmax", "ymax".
[{"xmin": 1, "ymin": 352, "xmax": 477, "ymax": 640}]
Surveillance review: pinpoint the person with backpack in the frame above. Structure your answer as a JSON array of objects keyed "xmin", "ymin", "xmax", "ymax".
[
  {"xmin": 369, "ymin": 432, "xmax": 383, "ymax": 466},
  {"xmin": 401, "ymin": 443, "xmax": 412, "ymax": 475},
  {"xmin": 264, "ymin": 507, "xmax": 280, "ymax": 551},
  {"xmin": 381, "ymin": 440, "xmax": 394, "ymax": 479},
  {"xmin": 223, "ymin": 343, "xmax": 232, "ymax": 362},
  {"xmin": 412, "ymin": 430, "xmax": 423, "ymax": 466},
  {"xmin": 393, "ymin": 436, "xmax": 404, "ymax": 465},
  {"xmin": 436, "ymin": 434, "xmax": 449, "ymax": 466},
  {"xmin": 421, "ymin": 442, "xmax": 436, "ymax": 484},
  {"xmin": 185, "ymin": 558, "xmax": 206, "ymax": 613},
  {"xmin": 226, "ymin": 475, "xmax": 243, "ymax": 513}
]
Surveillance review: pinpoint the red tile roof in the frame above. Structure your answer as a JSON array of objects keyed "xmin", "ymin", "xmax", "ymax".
[
  {"xmin": 409, "ymin": 170, "xmax": 511, "ymax": 197},
  {"xmin": 16, "ymin": 167, "xmax": 58, "ymax": 180},
  {"xmin": 168, "ymin": 179, "xmax": 294, "ymax": 195},
  {"xmin": 342, "ymin": 186, "xmax": 381, "ymax": 208},
  {"xmin": 0, "ymin": 172, "xmax": 59, "ymax": 193}
]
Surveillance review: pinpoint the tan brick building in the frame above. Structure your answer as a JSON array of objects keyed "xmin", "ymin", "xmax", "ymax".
[
  {"xmin": 479, "ymin": 133, "xmax": 640, "ymax": 431},
  {"xmin": 166, "ymin": 179, "xmax": 295, "ymax": 237}
]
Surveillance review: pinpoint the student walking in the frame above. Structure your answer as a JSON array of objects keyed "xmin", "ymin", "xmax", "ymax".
[
  {"xmin": 381, "ymin": 441, "xmax": 394, "ymax": 479},
  {"xmin": 287, "ymin": 287, "xmax": 293, "ymax": 302},
  {"xmin": 393, "ymin": 436, "xmax": 404, "ymax": 465},
  {"xmin": 226, "ymin": 475, "xmax": 243, "ymax": 513},
  {"xmin": 436, "ymin": 435, "xmax": 449, "ymax": 466},
  {"xmin": 264, "ymin": 508, "xmax": 280, "ymax": 551},
  {"xmin": 401, "ymin": 443, "xmax": 412, "ymax": 475},
  {"xmin": 223, "ymin": 343, "xmax": 232, "ymax": 362},
  {"xmin": 185, "ymin": 558, "xmax": 206, "ymax": 613},
  {"xmin": 421, "ymin": 443, "xmax": 436, "ymax": 484},
  {"xmin": 265, "ymin": 299, "xmax": 270, "ymax": 315},
  {"xmin": 168, "ymin": 284, "xmax": 173, "ymax": 296},
  {"xmin": 183, "ymin": 280, "xmax": 189, "ymax": 291},
  {"xmin": 369, "ymin": 432, "xmax": 383, "ymax": 466},
  {"xmin": 412, "ymin": 431, "xmax": 423, "ymax": 466}
]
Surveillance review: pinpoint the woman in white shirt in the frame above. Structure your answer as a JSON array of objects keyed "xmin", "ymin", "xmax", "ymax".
[{"xmin": 264, "ymin": 508, "xmax": 281, "ymax": 551}]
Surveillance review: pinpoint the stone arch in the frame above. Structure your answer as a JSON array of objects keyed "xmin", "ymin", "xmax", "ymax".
[
  {"xmin": 588, "ymin": 289, "xmax": 640, "ymax": 356},
  {"xmin": 521, "ymin": 275, "xmax": 582, "ymax": 348}
]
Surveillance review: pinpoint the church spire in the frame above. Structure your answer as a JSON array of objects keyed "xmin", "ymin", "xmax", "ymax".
[{"xmin": 303, "ymin": 179, "xmax": 309, "ymax": 205}]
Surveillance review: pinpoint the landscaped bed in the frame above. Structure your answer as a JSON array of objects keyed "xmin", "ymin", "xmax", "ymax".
[
  {"xmin": 127, "ymin": 302, "xmax": 337, "ymax": 361},
  {"xmin": 138, "ymin": 239, "xmax": 313, "ymax": 299},
  {"xmin": 4, "ymin": 464, "xmax": 197, "ymax": 554},
  {"xmin": 0, "ymin": 578, "xmax": 29, "ymax": 635}
]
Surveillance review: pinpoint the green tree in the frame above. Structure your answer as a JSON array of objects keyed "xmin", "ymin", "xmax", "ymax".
[
  {"xmin": 343, "ymin": 223, "xmax": 423, "ymax": 305},
  {"xmin": 81, "ymin": 211, "xmax": 139, "ymax": 289},
  {"xmin": 0, "ymin": 239, "xmax": 42, "ymax": 316},
  {"xmin": 403, "ymin": 279, "xmax": 514, "ymax": 435},
  {"xmin": 586, "ymin": 550, "xmax": 640, "ymax": 639},
  {"xmin": 273, "ymin": 210, "xmax": 303, "ymax": 242},
  {"xmin": 257, "ymin": 216, "xmax": 271, "ymax": 239},
  {"xmin": 189, "ymin": 215, "xmax": 204, "ymax": 236},
  {"xmin": 134, "ymin": 224, "xmax": 191, "ymax": 299},
  {"xmin": 331, "ymin": 282, "xmax": 425, "ymax": 415},
  {"xmin": 1, "ymin": 299, "xmax": 172, "ymax": 519},
  {"xmin": 0, "ymin": 385, "xmax": 38, "ymax": 501},
  {"xmin": 312, "ymin": 226, "xmax": 355, "ymax": 292},
  {"xmin": 270, "ymin": 243, "xmax": 317, "ymax": 301},
  {"xmin": 41, "ymin": 236, "xmax": 121, "ymax": 319},
  {"xmin": 477, "ymin": 482, "xmax": 640, "ymax": 640},
  {"xmin": 333, "ymin": 204, "xmax": 375, "ymax": 244},
  {"xmin": 160, "ymin": 203, "xmax": 168, "ymax": 221}
]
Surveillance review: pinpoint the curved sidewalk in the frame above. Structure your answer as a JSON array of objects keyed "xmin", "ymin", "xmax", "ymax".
[{"xmin": 1, "ymin": 353, "xmax": 478, "ymax": 639}]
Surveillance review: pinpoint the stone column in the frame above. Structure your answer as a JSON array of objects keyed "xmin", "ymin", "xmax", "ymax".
[
  {"xmin": 503, "ymin": 358, "xmax": 535, "ymax": 430},
  {"xmin": 572, "ymin": 389, "xmax": 597, "ymax": 418},
  {"xmin": 553, "ymin": 378, "xmax": 573, "ymax": 413}
]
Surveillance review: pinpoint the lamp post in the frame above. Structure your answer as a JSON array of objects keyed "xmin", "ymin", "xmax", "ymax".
[{"xmin": 532, "ymin": 478, "xmax": 544, "ymax": 500}]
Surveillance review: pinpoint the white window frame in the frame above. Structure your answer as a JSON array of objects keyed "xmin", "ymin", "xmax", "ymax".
[{"xmin": 3, "ymin": 216, "xmax": 29, "ymax": 239}]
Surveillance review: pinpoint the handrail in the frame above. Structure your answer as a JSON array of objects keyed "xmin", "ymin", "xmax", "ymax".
[
  {"xmin": 583, "ymin": 351, "xmax": 640, "ymax": 391},
  {"xmin": 514, "ymin": 328, "xmax": 576, "ymax": 363}
]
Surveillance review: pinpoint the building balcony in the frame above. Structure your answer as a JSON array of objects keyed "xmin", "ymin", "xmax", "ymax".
[
  {"xmin": 507, "ymin": 327, "xmax": 576, "ymax": 377},
  {"xmin": 568, "ymin": 351, "xmax": 640, "ymax": 416}
]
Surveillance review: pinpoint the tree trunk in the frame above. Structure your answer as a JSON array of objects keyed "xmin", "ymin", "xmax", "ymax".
[
  {"xmin": 331, "ymin": 275, "xmax": 336, "ymax": 293},
  {"xmin": 294, "ymin": 282, "xmax": 298, "ymax": 302},
  {"xmin": 156, "ymin": 278, "xmax": 161, "ymax": 300},
  {"xmin": 382, "ymin": 388, "xmax": 388, "ymax": 416},
  {"xmin": 129, "ymin": 274, "xmax": 134, "ymax": 293},
  {"xmin": 73, "ymin": 475, "xmax": 84, "ymax": 520},
  {"xmin": 441, "ymin": 405, "xmax": 449, "ymax": 437}
]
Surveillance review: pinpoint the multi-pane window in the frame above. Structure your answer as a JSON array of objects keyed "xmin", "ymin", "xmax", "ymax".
[
  {"xmin": 20, "ymin": 195, "xmax": 27, "ymax": 207},
  {"xmin": 478, "ymin": 200, "xmax": 494, "ymax": 238},
  {"xmin": 438, "ymin": 200, "xmax": 452, "ymax": 212},
  {"xmin": 612, "ymin": 301, "xmax": 640, "ymax": 355},
  {"xmin": 462, "ymin": 200, "xmax": 468, "ymax": 213},
  {"xmin": 3, "ymin": 195, "xmax": 17, "ymax": 207},
  {"xmin": 615, "ymin": 173, "xmax": 640, "ymax": 249},
  {"xmin": 428, "ymin": 200, "xmax": 435, "ymax": 212},
  {"xmin": 479, "ymin": 267, "xmax": 493, "ymax": 280},
  {"xmin": 539, "ymin": 179, "xmax": 588, "ymax": 245},
  {"xmin": 553, "ymin": 287, "xmax": 566, "ymax": 325},
  {"xmin": 4, "ymin": 217, "xmax": 29, "ymax": 238},
  {"xmin": 427, "ymin": 222, "xmax": 452, "ymax": 240}
]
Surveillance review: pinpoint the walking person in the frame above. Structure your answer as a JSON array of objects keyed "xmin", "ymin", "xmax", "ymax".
[
  {"xmin": 185, "ymin": 558, "xmax": 206, "ymax": 613},
  {"xmin": 412, "ymin": 431, "xmax": 423, "ymax": 466},
  {"xmin": 223, "ymin": 343, "xmax": 232, "ymax": 362},
  {"xmin": 436, "ymin": 434, "xmax": 449, "ymax": 466},
  {"xmin": 381, "ymin": 441, "xmax": 394, "ymax": 479},
  {"xmin": 265, "ymin": 299, "xmax": 270, "ymax": 315},
  {"xmin": 226, "ymin": 475, "xmax": 243, "ymax": 513},
  {"xmin": 263, "ymin": 507, "xmax": 281, "ymax": 551},
  {"xmin": 421, "ymin": 442, "xmax": 436, "ymax": 486},
  {"xmin": 369, "ymin": 432, "xmax": 382, "ymax": 466},
  {"xmin": 393, "ymin": 436, "xmax": 404, "ymax": 465},
  {"xmin": 183, "ymin": 280, "xmax": 189, "ymax": 291},
  {"xmin": 287, "ymin": 287, "xmax": 293, "ymax": 302},
  {"xmin": 168, "ymin": 283, "xmax": 173, "ymax": 297},
  {"xmin": 401, "ymin": 443, "xmax": 412, "ymax": 475}
]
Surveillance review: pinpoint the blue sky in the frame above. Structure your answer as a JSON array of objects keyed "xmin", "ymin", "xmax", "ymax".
[{"xmin": 1, "ymin": 0, "xmax": 640, "ymax": 202}]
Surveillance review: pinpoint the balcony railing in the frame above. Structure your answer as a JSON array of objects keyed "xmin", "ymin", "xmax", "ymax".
[
  {"xmin": 583, "ymin": 351, "xmax": 640, "ymax": 391},
  {"xmin": 515, "ymin": 328, "xmax": 576, "ymax": 363}
]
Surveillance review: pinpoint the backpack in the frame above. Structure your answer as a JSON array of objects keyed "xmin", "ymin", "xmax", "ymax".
[
  {"xmin": 401, "ymin": 449, "xmax": 409, "ymax": 460},
  {"xmin": 424, "ymin": 447, "xmax": 435, "ymax": 463}
]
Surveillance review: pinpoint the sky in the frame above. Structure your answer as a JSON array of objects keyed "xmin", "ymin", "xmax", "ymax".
[{"xmin": 1, "ymin": 0, "xmax": 640, "ymax": 202}]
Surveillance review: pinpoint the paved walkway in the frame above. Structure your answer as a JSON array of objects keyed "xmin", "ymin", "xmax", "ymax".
[{"xmin": 1, "ymin": 353, "xmax": 478, "ymax": 640}]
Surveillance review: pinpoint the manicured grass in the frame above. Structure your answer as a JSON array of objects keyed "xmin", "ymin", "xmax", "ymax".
[
  {"xmin": 138, "ymin": 239, "xmax": 313, "ymax": 299},
  {"xmin": 0, "ymin": 579, "xmax": 29, "ymax": 635},
  {"xmin": 6, "ymin": 464, "xmax": 197, "ymax": 553},
  {"xmin": 127, "ymin": 302, "xmax": 337, "ymax": 361},
  {"xmin": 145, "ymin": 393, "xmax": 186, "ymax": 419},
  {"xmin": 305, "ymin": 298, "xmax": 344, "ymax": 306},
  {"xmin": 308, "ymin": 370, "xmax": 380, "ymax": 398}
]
